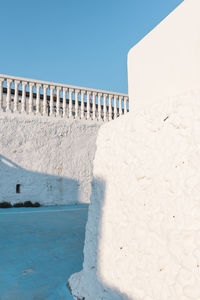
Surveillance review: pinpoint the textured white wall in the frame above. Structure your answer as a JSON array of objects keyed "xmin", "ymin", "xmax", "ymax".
[
  {"xmin": 0, "ymin": 114, "xmax": 100, "ymax": 205},
  {"xmin": 128, "ymin": 0, "xmax": 200, "ymax": 110},
  {"xmin": 69, "ymin": 92, "xmax": 200, "ymax": 300}
]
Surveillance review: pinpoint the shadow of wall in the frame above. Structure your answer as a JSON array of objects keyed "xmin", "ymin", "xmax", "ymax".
[
  {"xmin": 0, "ymin": 154, "xmax": 79, "ymax": 205},
  {"xmin": 69, "ymin": 178, "xmax": 131, "ymax": 300}
]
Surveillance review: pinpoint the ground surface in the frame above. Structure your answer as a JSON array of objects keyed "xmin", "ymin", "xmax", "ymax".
[{"xmin": 0, "ymin": 204, "xmax": 88, "ymax": 300}]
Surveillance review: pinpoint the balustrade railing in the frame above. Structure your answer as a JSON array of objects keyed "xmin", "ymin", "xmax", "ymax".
[{"xmin": 0, "ymin": 74, "xmax": 129, "ymax": 121}]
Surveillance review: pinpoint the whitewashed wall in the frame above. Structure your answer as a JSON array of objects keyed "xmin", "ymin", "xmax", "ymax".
[
  {"xmin": 69, "ymin": 92, "xmax": 200, "ymax": 300},
  {"xmin": 0, "ymin": 114, "xmax": 100, "ymax": 205},
  {"xmin": 128, "ymin": 0, "xmax": 200, "ymax": 111}
]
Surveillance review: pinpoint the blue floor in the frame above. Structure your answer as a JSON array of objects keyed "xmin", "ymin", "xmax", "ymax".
[{"xmin": 0, "ymin": 204, "xmax": 88, "ymax": 300}]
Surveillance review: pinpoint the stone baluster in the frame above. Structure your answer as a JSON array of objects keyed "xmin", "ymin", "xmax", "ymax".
[
  {"xmin": 0, "ymin": 78, "xmax": 4, "ymax": 112},
  {"xmin": 42, "ymin": 85, "xmax": 48, "ymax": 116},
  {"xmin": 103, "ymin": 94, "xmax": 107, "ymax": 121},
  {"xmin": 14, "ymin": 80, "xmax": 20, "ymax": 113},
  {"xmin": 80, "ymin": 90, "xmax": 85, "ymax": 119},
  {"xmin": 6, "ymin": 79, "xmax": 12, "ymax": 113},
  {"xmin": 108, "ymin": 94, "xmax": 112, "ymax": 121},
  {"xmin": 21, "ymin": 81, "xmax": 27, "ymax": 114},
  {"xmin": 29, "ymin": 82, "xmax": 34, "ymax": 114},
  {"xmin": 36, "ymin": 84, "xmax": 41, "ymax": 115},
  {"xmin": 68, "ymin": 88, "xmax": 73, "ymax": 118},
  {"xmin": 86, "ymin": 91, "xmax": 91, "ymax": 120},
  {"xmin": 62, "ymin": 88, "xmax": 67, "ymax": 117},
  {"xmin": 97, "ymin": 93, "xmax": 102, "ymax": 120},
  {"xmin": 74, "ymin": 89, "xmax": 79, "ymax": 118},
  {"xmin": 119, "ymin": 96, "xmax": 122, "ymax": 116},
  {"xmin": 124, "ymin": 96, "xmax": 128, "ymax": 114},
  {"xmin": 92, "ymin": 92, "xmax": 96, "ymax": 120},
  {"xmin": 114, "ymin": 95, "xmax": 117, "ymax": 119},
  {"xmin": 50, "ymin": 86, "xmax": 55, "ymax": 117},
  {"xmin": 56, "ymin": 86, "xmax": 61, "ymax": 117}
]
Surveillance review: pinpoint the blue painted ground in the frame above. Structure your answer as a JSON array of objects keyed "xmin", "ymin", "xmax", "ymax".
[{"xmin": 0, "ymin": 204, "xmax": 88, "ymax": 300}]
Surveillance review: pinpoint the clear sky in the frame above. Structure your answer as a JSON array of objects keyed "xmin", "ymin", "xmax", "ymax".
[{"xmin": 0, "ymin": 0, "xmax": 183, "ymax": 94}]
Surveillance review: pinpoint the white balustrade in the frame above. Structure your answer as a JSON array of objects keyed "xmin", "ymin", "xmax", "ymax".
[
  {"xmin": 56, "ymin": 87, "xmax": 61, "ymax": 117},
  {"xmin": 29, "ymin": 82, "xmax": 34, "ymax": 115},
  {"xmin": 36, "ymin": 84, "xmax": 41, "ymax": 115},
  {"xmin": 0, "ymin": 74, "xmax": 129, "ymax": 121},
  {"xmin": 81, "ymin": 90, "xmax": 85, "ymax": 119},
  {"xmin": 114, "ymin": 95, "xmax": 117, "ymax": 119},
  {"xmin": 63, "ymin": 88, "xmax": 67, "ymax": 117},
  {"xmin": 50, "ymin": 86, "xmax": 54, "ymax": 117},
  {"xmin": 92, "ymin": 92, "xmax": 96, "ymax": 120},
  {"xmin": 119, "ymin": 96, "xmax": 122, "ymax": 116},
  {"xmin": 0, "ymin": 78, "xmax": 4, "ymax": 112},
  {"xmin": 14, "ymin": 80, "xmax": 20, "ymax": 113},
  {"xmin": 68, "ymin": 88, "xmax": 73, "ymax": 118},
  {"xmin": 124, "ymin": 96, "xmax": 128, "ymax": 114},
  {"xmin": 43, "ymin": 85, "xmax": 48, "ymax": 116},
  {"xmin": 108, "ymin": 94, "xmax": 112, "ymax": 121},
  {"xmin": 103, "ymin": 94, "xmax": 107, "ymax": 121},
  {"xmin": 97, "ymin": 93, "xmax": 102, "ymax": 121},
  {"xmin": 6, "ymin": 79, "xmax": 12, "ymax": 112},
  {"xmin": 75, "ymin": 89, "xmax": 79, "ymax": 118},
  {"xmin": 86, "ymin": 91, "xmax": 91, "ymax": 120},
  {"xmin": 21, "ymin": 81, "xmax": 27, "ymax": 114}
]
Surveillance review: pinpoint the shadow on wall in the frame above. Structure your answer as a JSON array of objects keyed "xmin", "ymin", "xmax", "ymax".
[
  {"xmin": 69, "ymin": 178, "xmax": 131, "ymax": 300},
  {"xmin": 0, "ymin": 154, "xmax": 79, "ymax": 205}
]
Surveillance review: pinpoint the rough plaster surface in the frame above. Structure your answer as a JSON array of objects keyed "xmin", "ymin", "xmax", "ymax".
[
  {"xmin": 69, "ymin": 92, "xmax": 200, "ymax": 299},
  {"xmin": 0, "ymin": 113, "xmax": 100, "ymax": 205}
]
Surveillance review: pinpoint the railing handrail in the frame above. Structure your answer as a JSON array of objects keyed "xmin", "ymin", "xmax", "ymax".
[
  {"xmin": 0, "ymin": 74, "xmax": 129, "ymax": 121},
  {"xmin": 0, "ymin": 74, "xmax": 128, "ymax": 97}
]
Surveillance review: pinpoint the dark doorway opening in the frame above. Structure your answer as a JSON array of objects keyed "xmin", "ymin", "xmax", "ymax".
[{"xmin": 16, "ymin": 184, "xmax": 21, "ymax": 193}]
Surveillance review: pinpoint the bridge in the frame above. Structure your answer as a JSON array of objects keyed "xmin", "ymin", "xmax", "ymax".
[{"xmin": 0, "ymin": 74, "xmax": 129, "ymax": 121}]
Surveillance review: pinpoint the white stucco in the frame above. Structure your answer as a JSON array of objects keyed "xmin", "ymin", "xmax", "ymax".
[
  {"xmin": 0, "ymin": 113, "xmax": 100, "ymax": 205},
  {"xmin": 128, "ymin": 0, "xmax": 200, "ymax": 110},
  {"xmin": 69, "ymin": 92, "xmax": 200, "ymax": 300}
]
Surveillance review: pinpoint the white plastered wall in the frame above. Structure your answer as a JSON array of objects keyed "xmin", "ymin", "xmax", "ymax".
[
  {"xmin": 128, "ymin": 0, "xmax": 200, "ymax": 110},
  {"xmin": 0, "ymin": 113, "xmax": 100, "ymax": 205}
]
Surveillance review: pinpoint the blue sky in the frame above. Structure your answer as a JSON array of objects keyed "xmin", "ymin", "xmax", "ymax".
[{"xmin": 0, "ymin": 0, "xmax": 183, "ymax": 94}]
